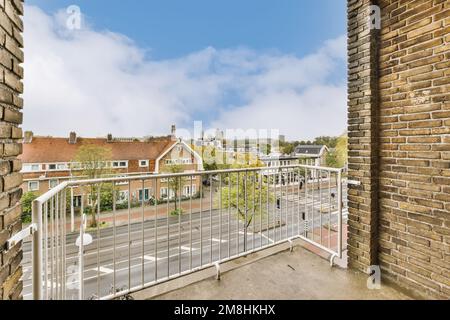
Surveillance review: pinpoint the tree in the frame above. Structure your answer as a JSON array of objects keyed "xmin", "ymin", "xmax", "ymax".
[
  {"xmin": 259, "ymin": 143, "xmax": 271, "ymax": 155},
  {"xmin": 72, "ymin": 143, "xmax": 112, "ymax": 227},
  {"xmin": 324, "ymin": 134, "xmax": 348, "ymax": 168},
  {"xmin": 281, "ymin": 143, "xmax": 294, "ymax": 155},
  {"xmin": 335, "ymin": 134, "xmax": 348, "ymax": 168},
  {"xmin": 164, "ymin": 164, "xmax": 185, "ymax": 214},
  {"xmin": 314, "ymin": 136, "xmax": 338, "ymax": 148},
  {"xmin": 218, "ymin": 163, "xmax": 274, "ymax": 229},
  {"xmin": 21, "ymin": 192, "xmax": 38, "ymax": 223}
]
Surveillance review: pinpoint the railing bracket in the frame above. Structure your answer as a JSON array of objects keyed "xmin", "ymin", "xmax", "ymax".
[
  {"xmin": 6, "ymin": 224, "xmax": 37, "ymax": 251},
  {"xmin": 330, "ymin": 253, "xmax": 338, "ymax": 267},
  {"xmin": 288, "ymin": 239, "xmax": 294, "ymax": 252},
  {"xmin": 215, "ymin": 262, "xmax": 221, "ymax": 281}
]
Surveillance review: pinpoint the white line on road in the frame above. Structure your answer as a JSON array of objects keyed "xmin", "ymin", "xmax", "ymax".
[
  {"xmin": 141, "ymin": 255, "xmax": 162, "ymax": 262},
  {"xmin": 212, "ymin": 238, "xmax": 228, "ymax": 243}
]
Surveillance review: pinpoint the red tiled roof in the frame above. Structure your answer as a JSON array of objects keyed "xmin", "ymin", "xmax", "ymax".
[{"xmin": 19, "ymin": 136, "xmax": 176, "ymax": 163}]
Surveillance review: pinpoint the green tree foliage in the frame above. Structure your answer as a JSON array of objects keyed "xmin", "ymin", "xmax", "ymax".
[
  {"xmin": 313, "ymin": 136, "xmax": 338, "ymax": 148},
  {"xmin": 21, "ymin": 192, "xmax": 38, "ymax": 223},
  {"xmin": 218, "ymin": 164, "xmax": 274, "ymax": 228},
  {"xmin": 259, "ymin": 143, "xmax": 272, "ymax": 155},
  {"xmin": 335, "ymin": 134, "xmax": 348, "ymax": 168},
  {"xmin": 164, "ymin": 164, "xmax": 185, "ymax": 213},
  {"xmin": 325, "ymin": 134, "xmax": 348, "ymax": 168},
  {"xmin": 72, "ymin": 143, "xmax": 112, "ymax": 227}
]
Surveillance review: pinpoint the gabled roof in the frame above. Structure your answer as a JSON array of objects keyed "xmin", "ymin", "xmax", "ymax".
[
  {"xmin": 19, "ymin": 136, "xmax": 174, "ymax": 163},
  {"xmin": 294, "ymin": 145, "xmax": 328, "ymax": 156},
  {"xmin": 155, "ymin": 139, "xmax": 204, "ymax": 172}
]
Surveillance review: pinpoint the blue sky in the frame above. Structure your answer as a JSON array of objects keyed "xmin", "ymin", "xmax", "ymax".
[
  {"xmin": 28, "ymin": 0, "xmax": 346, "ymax": 59},
  {"xmin": 23, "ymin": 1, "xmax": 347, "ymax": 140}
]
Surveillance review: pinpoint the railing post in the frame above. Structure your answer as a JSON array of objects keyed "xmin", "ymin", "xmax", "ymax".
[
  {"xmin": 32, "ymin": 200, "xmax": 43, "ymax": 300},
  {"xmin": 79, "ymin": 214, "xmax": 85, "ymax": 300},
  {"xmin": 337, "ymin": 169, "xmax": 343, "ymax": 259},
  {"xmin": 71, "ymin": 187, "xmax": 75, "ymax": 232}
]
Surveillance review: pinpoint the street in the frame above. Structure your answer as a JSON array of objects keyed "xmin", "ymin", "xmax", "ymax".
[{"xmin": 21, "ymin": 183, "xmax": 347, "ymax": 300}]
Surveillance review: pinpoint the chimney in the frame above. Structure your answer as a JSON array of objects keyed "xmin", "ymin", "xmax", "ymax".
[
  {"xmin": 107, "ymin": 133, "xmax": 113, "ymax": 142},
  {"xmin": 69, "ymin": 131, "xmax": 77, "ymax": 144},
  {"xmin": 171, "ymin": 125, "xmax": 176, "ymax": 138},
  {"xmin": 24, "ymin": 131, "xmax": 33, "ymax": 143}
]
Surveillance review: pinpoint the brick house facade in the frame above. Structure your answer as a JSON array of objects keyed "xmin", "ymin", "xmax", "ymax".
[{"xmin": 19, "ymin": 132, "xmax": 204, "ymax": 206}]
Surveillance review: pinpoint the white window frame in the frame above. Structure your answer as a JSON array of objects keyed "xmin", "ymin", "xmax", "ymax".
[
  {"xmin": 183, "ymin": 185, "xmax": 196, "ymax": 197},
  {"xmin": 22, "ymin": 163, "xmax": 42, "ymax": 173},
  {"xmin": 46, "ymin": 163, "xmax": 68, "ymax": 171},
  {"xmin": 139, "ymin": 160, "xmax": 149, "ymax": 168},
  {"xmin": 73, "ymin": 195, "xmax": 82, "ymax": 208},
  {"xmin": 160, "ymin": 188, "xmax": 175, "ymax": 199},
  {"xmin": 118, "ymin": 190, "xmax": 129, "ymax": 204},
  {"xmin": 28, "ymin": 181, "xmax": 39, "ymax": 192},
  {"xmin": 49, "ymin": 179, "xmax": 59, "ymax": 189},
  {"xmin": 112, "ymin": 161, "xmax": 128, "ymax": 168}
]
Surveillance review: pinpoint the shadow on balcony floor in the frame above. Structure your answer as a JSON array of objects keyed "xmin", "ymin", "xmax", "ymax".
[{"xmin": 133, "ymin": 241, "xmax": 412, "ymax": 300}]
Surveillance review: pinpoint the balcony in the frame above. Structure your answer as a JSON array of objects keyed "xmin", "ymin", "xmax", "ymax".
[{"xmin": 21, "ymin": 164, "xmax": 408, "ymax": 300}]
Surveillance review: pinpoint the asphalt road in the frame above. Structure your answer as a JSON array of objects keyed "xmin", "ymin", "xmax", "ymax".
[{"xmin": 21, "ymin": 183, "xmax": 347, "ymax": 300}]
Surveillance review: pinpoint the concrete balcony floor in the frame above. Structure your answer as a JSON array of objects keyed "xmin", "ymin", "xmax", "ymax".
[{"xmin": 131, "ymin": 240, "xmax": 412, "ymax": 300}]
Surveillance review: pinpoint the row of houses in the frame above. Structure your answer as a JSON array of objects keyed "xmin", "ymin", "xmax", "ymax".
[
  {"xmin": 19, "ymin": 127, "xmax": 204, "ymax": 208},
  {"xmin": 19, "ymin": 127, "xmax": 329, "ymax": 208}
]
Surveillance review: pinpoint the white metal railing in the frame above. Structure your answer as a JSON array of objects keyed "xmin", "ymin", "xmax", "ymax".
[{"xmin": 28, "ymin": 165, "xmax": 344, "ymax": 300}]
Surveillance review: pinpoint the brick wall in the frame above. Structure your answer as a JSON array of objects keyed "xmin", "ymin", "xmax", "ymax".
[
  {"xmin": 347, "ymin": 0, "xmax": 381, "ymax": 273},
  {"xmin": 348, "ymin": 0, "xmax": 450, "ymax": 299},
  {"xmin": 0, "ymin": 0, "xmax": 24, "ymax": 300}
]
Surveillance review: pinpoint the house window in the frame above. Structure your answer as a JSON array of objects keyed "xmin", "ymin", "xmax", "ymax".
[
  {"xmin": 87, "ymin": 194, "xmax": 93, "ymax": 206},
  {"xmin": 73, "ymin": 196, "xmax": 82, "ymax": 208},
  {"xmin": 183, "ymin": 185, "xmax": 196, "ymax": 197},
  {"xmin": 112, "ymin": 161, "xmax": 128, "ymax": 168},
  {"xmin": 118, "ymin": 190, "xmax": 129, "ymax": 204},
  {"xmin": 48, "ymin": 164, "xmax": 57, "ymax": 170},
  {"xmin": 165, "ymin": 158, "xmax": 192, "ymax": 165},
  {"xmin": 139, "ymin": 160, "xmax": 149, "ymax": 167},
  {"xmin": 28, "ymin": 181, "xmax": 39, "ymax": 192},
  {"xmin": 138, "ymin": 189, "xmax": 150, "ymax": 201},
  {"xmin": 49, "ymin": 179, "xmax": 59, "ymax": 189},
  {"xmin": 22, "ymin": 164, "xmax": 41, "ymax": 172},
  {"xmin": 160, "ymin": 188, "xmax": 175, "ymax": 199}
]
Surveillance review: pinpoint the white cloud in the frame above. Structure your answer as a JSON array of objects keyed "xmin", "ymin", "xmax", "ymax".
[{"xmin": 23, "ymin": 5, "xmax": 347, "ymax": 140}]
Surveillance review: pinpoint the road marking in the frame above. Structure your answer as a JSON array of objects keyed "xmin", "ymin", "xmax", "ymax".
[
  {"xmin": 212, "ymin": 238, "xmax": 227, "ymax": 243},
  {"xmin": 99, "ymin": 266, "xmax": 114, "ymax": 274},
  {"xmin": 259, "ymin": 233, "xmax": 274, "ymax": 244},
  {"xmin": 141, "ymin": 255, "xmax": 162, "ymax": 262},
  {"xmin": 180, "ymin": 246, "xmax": 197, "ymax": 251}
]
